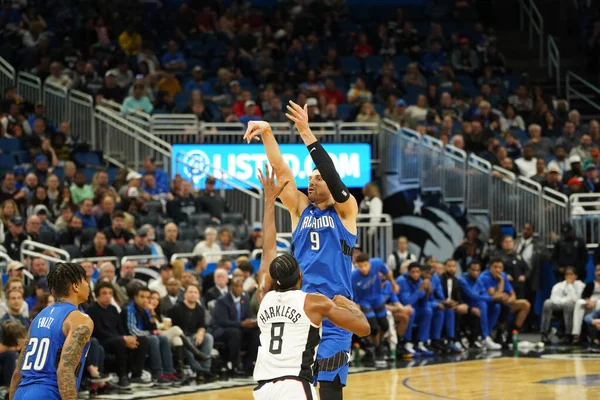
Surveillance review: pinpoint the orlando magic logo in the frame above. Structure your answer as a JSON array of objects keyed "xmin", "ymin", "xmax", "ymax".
[{"xmin": 179, "ymin": 150, "xmax": 211, "ymax": 185}]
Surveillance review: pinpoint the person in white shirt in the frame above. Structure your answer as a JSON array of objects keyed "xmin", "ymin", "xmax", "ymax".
[
  {"xmin": 540, "ymin": 267, "xmax": 585, "ymax": 343},
  {"xmin": 149, "ymin": 264, "xmax": 173, "ymax": 298},
  {"xmin": 386, "ymin": 236, "xmax": 417, "ymax": 278},
  {"xmin": 359, "ymin": 182, "xmax": 383, "ymax": 237},
  {"xmin": 514, "ymin": 145, "xmax": 537, "ymax": 178},
  {"xmin": 193, "ymin": 226, "xmax": 222, "ymax": 263},
  {"xmin": 572, "ymin": 264, "xmax": 600, "ymax": 343}
]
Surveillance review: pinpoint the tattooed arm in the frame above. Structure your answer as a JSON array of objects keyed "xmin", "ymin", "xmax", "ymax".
[
  {"xmin": 57, "ymin": 312, "xmax": 94, "ymax": 400},
  {"xmin": 8, "ymin": 328, "xmax": 30, "ymax": 400}
]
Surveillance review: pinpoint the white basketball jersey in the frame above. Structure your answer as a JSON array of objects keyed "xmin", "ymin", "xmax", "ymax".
[{"xmin": 253, "ymin": 290, "xmax": 321, "ymax": 382}]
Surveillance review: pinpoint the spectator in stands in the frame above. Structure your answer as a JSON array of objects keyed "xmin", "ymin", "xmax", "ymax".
[
  {"xmin": 474, "ymin": 101, "xmax": 500, "ymax": 133},
  {"xmin": 405, "ymin": 95, "xmax": 429, "ymax": 129},
  {"xmin": 354, "ymin": 33, "xmax": 374, "ymax": 58},
  {"xmin": 213, "ymin": 277, "xmax": 258, "ymax": 376},
  {"xmin": 542, "ymin": 165, "xmax": 563, "ymax": 191},
  {"xmin": 0, "ymin": 173, "xmax": 26, "ymax": 209},
  {"xmin": 76, "ymin": 63, "xmax": 104, "ymax": 95},
  {"xmin": 82, "ymin": 231, "xmax": 116, "ymax": 258},
  {"xmin": 451, "ymin": 38, "xmax": 479, "ymax": 76},
  {"xmin": 547, "ymin": 146, "xmax": 570, "ymax": 175},
  {"xmin": 483, "ymin": 41, "xmax": 506, "ymax": 75},
  {"xmin": 1, "ymin": 102, "xmax": 32, "ymax": 136},
  {"xmin": 184, "ymin": 66, "xmax": 206, "ymax": 93},
  {"xmin": 107, "ymin": 59, "xmax": 135, "ymax": 90},
  {"xmin": 125, "ymin": 228, "xmax": 153, "ymax": 265},
  {"xmin": 526, "ymin": 124, "xmax": 553, "ymax": 159},
  {"xmin": 582, "ymin": 163, "xmax": 600, "ymax": 193},
  {"xmin": 157, "ymin": 68, "xmax": 183, "ymax": 98},
  {"xmin": 149, "ymin": 264, "xmax": 173, "ymax": 298},
  {"xmin": 24, "ymin": 215, "xmax": 42, "ymax": 241},
  {"xmin": 1, "ymin": 289, "xmax": 29, "ymax": 329},
  {"xmin": 239, "ymin": 100, "xmax": 261, "ymax": 126},
  {"xmin": 197, "ymin": 176, "xmax": 229, "ymax": 221},
  {"xmin": 3, "ymin": 216, "xmax": 26, "ymax": 260},
  {"xmin": 54, "ymin": 203, "xmax": 74, "ymax": 231},
  {"xmin": 139, "ymin": 160, "xmax": 167, "ymax": 197},
  {"xmin": 121, "ymin": 83, "xmax": 154, "ymax": 115},
  {"xmin": 562, "ymin": 155, "xmax": 584, "ymax": 185},
  {"xmin": 104, "ymin": 210, "xmax": 133, "ymax": 246},
  {"xmin": 321, "ymin": 78, "xmax": 345, "ymax": 105},
  {"xmin": 570, "ymin": 134, "xmax": 594, "ymax": 161},
  {"xmin": 88, "ymin": 282, "xmax": 149, "ymax": 389},
  {"xmin": 123, "ymin": 286, "xmax": 178, "ymax": 384},
  {"xmin": 96, "ymin": 71, "xmax": 125, "ymax": 104},
  {"xmin": 74, "ymin": 198, "xmax": 96, "ymax": 229},
  {"xmin": 160, "ymin": 223, "xmax": 185, "ymax": 262},
  {"xmin": 552, "ymin": 223, "xmax": 588, "ymax": 281},
  {"xmin": 70, "ymin": 172, "xmax": 94, "ymax": 205},
  {"xmin": 387, "ymin": 236, "xmax": 417, "ymax": 278},
  {"xmin": 160, "ymin": 278, "xmax": 182, "ymax": 315},
  {"xmin": 242, "ymin": 223, "xmax": 262, "ymax": 253},
  {"xmin": 204, "ymin": 267, "xmax": 229, "ymax": 306},
  {"xmin": 464, "ymin": 120, "xmax": 488, "ymax": 154},
  {"xmin": 161, "ymin": 40, "xmax": 186, "ymax": 71},
  {"xmin": 56, "ymin": 214, "xmax": 83, "ymax": 247},
  {"xmin": 262, "ymin": 97, "xmax": 286, "ymax": 123},
  {"xmin": 167, "ymin": 284, "xmax": 213, "ymax": 380},
  {"xmin": 498, "ymin": 235, "xmax": 530, "ymax": 300},
  {"xmin": 118, "ymin": 24, "xmax": 142, "ymax": 56},
  {"xmin": 305, "ymin": 98, "xmax": 324, "ymax": 123},
  {"xmin": 453, "ymin": 224, "xmax": 486, "ymax": 272},
  {"xmin": 347, "ymin": 77, "xmax": 372, "ymax": 105},
  {"xmin": 356, "ymin": 102, "xmax": 381, "ymax": 124},
  {"xmin": 193, "ymin": 227, "xmax": 221, "ymax": 263},
  {"xmin": 508, "ymin": 85, "xmax": 533, "ymax": 117},
  {"xmin": 45, "ymin": 62, "xmax": 73, "ymax": 89},
  {"xmin": 167, "ymin": 180, "xmax": 197, "ymax": 224},
  {"xmin": 95, "ymin": 194, "xmax": 115, "ymax": 231},
  {"xmin": 556, "ymin": 121, "xmax": 581, "ymax": 154},
  {"xmin": 217, "ymin": 228, "xmax": 237, "ymax": 252},
  {"xmin": 0, "ymin": 321, "xmax": 26, "ymax": 387},
  {"xmin": 571, "ymin": 265, "xmax": 600, "ymax": 345},
  {"xmin": 423, "ymin": 40, "xmax": 446, "ymax": 75},
  {"xmin": 515, "ymin": 145, "xmax": 537, "ymax": 178}
]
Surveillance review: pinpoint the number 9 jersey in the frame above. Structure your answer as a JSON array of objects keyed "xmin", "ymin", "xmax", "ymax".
[
  {"xmin": 16, "ymin": 302, "xmax": 90, "ymax": 399},
  {"xmin": 292, "ymin": 205, "xmax": 356, "ymax": 300}
]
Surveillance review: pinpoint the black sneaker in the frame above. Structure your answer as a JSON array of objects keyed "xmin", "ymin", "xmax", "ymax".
[
  {"xmin": 541, "ymin": 332, "xmax": 552, "ymax": 345},
  {"xmin": 117, "ymin": 376, "xmax": 131, "ymax": 389},
  {"xmin": 130, "ymin": 376, "xmax": 154, "ymax": 388}
]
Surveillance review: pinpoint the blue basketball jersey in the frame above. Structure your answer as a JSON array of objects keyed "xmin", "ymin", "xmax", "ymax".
[
  {"xmin": 292, "ymin": 205, "xmax": 356, "ymax": 299},
  {"xmin": 18, "ymin": 302, "xmax": 90, "ymax": 394},
  {"xmin": 352, "ymin": 258, "xmax": 388, "ymax": 302}
]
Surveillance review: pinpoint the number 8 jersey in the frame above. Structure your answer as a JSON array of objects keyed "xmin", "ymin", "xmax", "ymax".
[
  {"xmin": 18, "ymin": 302, "xmax": 90, "ymax": 394},
  {"xmin": 254, "ymin": 291, "xmax": 321, "ymax": 382},
  {"xmin": 292, "ymin": 205, "xmax": 356, "ymax": 300}
]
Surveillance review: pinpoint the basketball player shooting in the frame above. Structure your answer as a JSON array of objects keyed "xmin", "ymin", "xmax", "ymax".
[
  {"xmin": 244, "ymin": 101, "xmax": 362, "ymax": 399},
  {"xmin": 252, "ymin": 164, "xmax": 370, "ymax": 400},
  {"xmin": 10, "ymin": 262, "xmax": 93, "ymax": 400}
]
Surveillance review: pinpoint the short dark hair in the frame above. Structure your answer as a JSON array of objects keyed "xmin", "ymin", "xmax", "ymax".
[
  {"xmin": 94, "ymin": 231, "xmax": 107, "ymax": 240},
  {"xmin": 185, "ymin": 283, "xmax": 201, "ymax": 293},
  {"xmin": 132, "ymin": 285, "xmax": 150, "ymax": 298},
  {"xmin": 1, "ymin": 321, "xmax": 26, "ymax": 347},
  {"xmin": 355, "ymin": 253, "xmax": 370, "ymax": 263},
  {"xmin": 444, "ymin": 259, "xmax": 456, "ymax": 265},
  {"xmin": 113, "ymin": 210, "xmax": 125, "ymax": 219},
  {"xmin": 489, "ymin": 257, "xmax": 504, "ymax": 266},
  {"xmin": 269, "ymin": 254, "xmax": 300, "ymax": 291},
  {"xmin": 467, "ymin": 260, "xmax": 481, "ymax": 269},
  {"xmin": 407, "ymin": 262, "xmax": 421, "ymax": 271},
  {"xmin": 94, "ymin": 281, "xmax": 114, "ymax": 298},
  {"xmin": 237, "ymin": 261, "xmax": 254, "ymax": 274},
  {"xmin": 46, "ymin": 262, "xmax": 86, "ymax": 298},
  {"xmin": 421, "ymin": 264, "xmax": 432, "ymax": 273}
]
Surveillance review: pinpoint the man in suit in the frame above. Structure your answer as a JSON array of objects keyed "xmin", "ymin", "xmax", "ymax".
[
  {"xmin": 160, "ymin": 278, "xmax": 182, "ymax": 316},
  {"xmin": 212, "ymin": 277, "xmax": 259, "ymax": 376},
  {"xmin": 204, "ymin": 267, "xmax": 229, "ymax": 306},
  {"xmin": 439, "ymin": 259, "xmax": 470, "ymax": 352}
]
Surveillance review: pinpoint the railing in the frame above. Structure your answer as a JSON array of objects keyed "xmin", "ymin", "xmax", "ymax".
[
  {"xmin": 547, "ymin": 35, "xmax": 560, "ymax": 94},
  {"xmin": 151, "ymin": 114, "xmax": 199, "ymax": 144},
  {"xmin": 0, "ymin": 57, "xmax": 15, "ymax": 90},
  {"xmin": 72, "ymin": 256, "xmax": 120, "ymax": 267},
  {"xmin": 170, "ymin": 250, "xmax": 251, "ymax": 263},
  {"xmin": 19, "ymin": 240, "xmax": 70, "ymax": 264},
  {"xmin": 356, "ymin": 214, "xmax": 394, "ymax": 261},
  {"xmin": 43, "ymin": 80, "xmax": 69, "ymax": 125},
  {"xmin": 566, "ymin": 71, "xmax": 600, "ymax": 114},
  {"xmin": 466, "ymin": 155, "xmax": 492, "ymax": 215},
  {"xmin": 518, "ymin": 0, "xmax": 544, "ymax": 66},
  {"xmin": 69, "ymin": 90, "xmax": 95, "ymax": 146},
  {"xmin": 17, "ymin": 71, "xmax": 42, "ymax": 104},
  {"xmin": 121, "ymin": 254, "xmax": 167, "ymax": 266},
  {"xmin": 94, "ymin": 106, "xmax": 172, "ymax": 172}
]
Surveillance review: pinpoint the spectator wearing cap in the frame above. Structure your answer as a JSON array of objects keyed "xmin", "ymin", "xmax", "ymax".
[
  {"xmin": 197, "ymin": 176, "xmax": 230, "ymax": 222},
  {"xmin": 82, "ymin": 231, "xmax": 116, "ymax": 258},
  {"xmin": 106, "ymin": 59, "xmax": 135, "ymax": 90},
  {"xmin": 321, "ymin": 78, "xmax": 346, "ymax": 105},
  {"xmin": 556, "ymin": 121, "xmax": 581, "ymax": 153},
  {"xmin": 121, "ymin": 84, "xmax": 154, "ymax": 115},
  {"xmin": 570, "ymin": 134, "xmax": 594, "ymax": 162},
  {"xmin": 582, "ymin": 162, "xmax": 600, "ymax": 193},
  {"xmin": 306, "ymin": 98, "xmax": 325, "ymax": 123},
  {"xmin": 238, "ymin": 100, "xmax": 262, "ymax": 126},
  {"xmin": 385, "ymin": 99, "xmax": 407, "ymax": 125},
  {"xmin": 193, "ymin": 227, "xmax": 221, "ymax": 264},
  {"xmin": 167, "ymin": 180, "xmax": 198, "ymax": 224},
  {"xmin": 33, "ymin": 205, "xmax": 56, "ymax": 233},
  {"xmin": 562, "ymin": 155, "xmax": 584, "ymax": 185},
  {"xmin": 56, "ymin": 215, "xmax": 83, "ymax": 247},
  {"xmin": 96, "ymin": 71, "xmax": 125, "ymax": 104},
  {"xmin": 6, "ymin": 261, "xmax": 25, "ymax": 281},
  {"xmin": 70, "ymin": 171, "xmax": 94, "ymax": 205},
  {"xmin": 184, "ymin": 65, "xmax": 208, "ymax": 93},
  {"xmin": 543, "ymin": 164, "xmax": 563, "ymax": 191},
  {"xmin": 141, "ymin": 157, "xmax": 170, "ymax": 195},
  {"xmin": 149, "ymin": 264, "xmax": 174, "ymax": 298},
  {"xmin": 3, "ymin": 216, "xmax": 26, "ymax": 260},
  {"xmin": 104, "ymin": 210, "xmax": 133, "ymax": 246},
  {"xmin": 45, "ymin": 62, "xmax": 73, "ymax": 89},
  {"xmin": 515, "ymin": 145, "xmax": 537, "ymax": 178},
  {"xmin": 161, "ymin": 40, "xmax": 186, "ymax": 71},
  {"xmin": 30, "ymin": 154, "xmax": 50, "ymax": 185},
  {"xmin": 157, "ymin": 68, "xmax": 183, "ymax": 98},
  {"xmin": 451, "ymin": 38, "xmax": 479, "ymax": 76},
  {"xmin": 75, "ymin": 198, "xmax": 96, "ymax": 229},
  {"xmin": 525, "ymin": 124, "xmax": 554, "ymax": 160},
  {"xmin": 119, "ymin": 171, "xmax": 150, "ymax": 201},
  {"xmin": 1, "ymin": 290, "xmax": 29, "ymax": 330},
  {"xmin": 125, "ymin": 227, "xmax": 153, "ymax": 266}
]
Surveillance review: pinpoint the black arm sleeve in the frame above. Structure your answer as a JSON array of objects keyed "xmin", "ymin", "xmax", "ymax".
[{"xmin": 306, "ymin": 141, "xmax": 350, "ymax": 203}]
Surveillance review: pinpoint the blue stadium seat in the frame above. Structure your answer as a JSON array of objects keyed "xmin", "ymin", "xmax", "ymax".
[
  {"xmin": 374, "ymin": 103, "xmax": 385, "ymax": 117},
  {"xmin": 456, "ymin": 75, "xmax": 474, "ymax": 88},
  {"xmin": 0, "ymin": 138, "xmax": 21, "ymax": 153},
  {"xmin": 404, "ymin": 85, "xmax": 425, "ymax": 105},
  {"xmin": 337, "ymin": 104, "xmax": 353, "ymax": 121},
  {"xmin": 82, "ymin": 168, "xmax": 97, "ymax": 183},
  {"xmin": 364, "ymin": 56, "xmax": 384, "ymax": 74},
  {"xmin": 340, "ymin": 57, "xmax": 362, "ymax": 75},
  {"xmin": 75, "ymin": 152, "xmax": 102, "ymax": 167},
  {"xmin": 14, "ymin": 151, "xmax": 30, "ymax": 164},
  {"xmin": 392, "ymin": 56, "xmax": 411, "ymax": 73},
  {"xmin": 53, "ymin": 166, "xmax": 64, "ymax": 180},
  {"xmin": 512, "ymin": 129, "xmax": 529, "ymax": 144},
  {"xmin": 0, "ymin": 154, "xmax": 15, "ymax": 170},
  {"xmin": 174, "ymin": 92, "xmax": 190, "ymax": 109},
  {"xmin": 107, "ymin": 167, "xmax": 119, "ymax": 184}
]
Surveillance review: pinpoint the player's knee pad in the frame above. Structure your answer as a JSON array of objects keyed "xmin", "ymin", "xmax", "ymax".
[
  {"xmin": 377, "ymin": 316, "xmax": 390, "ymax": 333},
  {"xmin": 319, "ymin": 376, "xmax": 343, "ymax": 400},
  {"xmin": 367, "ymin": 317, "xmax": 379, "ymax": 337}
]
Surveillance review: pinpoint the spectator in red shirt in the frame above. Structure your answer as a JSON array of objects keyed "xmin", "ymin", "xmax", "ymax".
[
  {"xmin": 233, "ymin": 90, "xmax": 262, "ymax": 118},
  {"xmin": 354, "ymin": 33, "xmax": 374, "ymax": 58},
  {"xmin": 321, "ymin": 78, "xmax": 345, "ymax": 105}
]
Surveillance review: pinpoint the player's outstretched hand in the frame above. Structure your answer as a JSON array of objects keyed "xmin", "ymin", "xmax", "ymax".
[
  {"xmin": 243, "ymin": 121, "xmax": 271, "ymax": 143},
  {"xmin": 286, "ymin": 100, "xmax": 309, "ymax": 134},
  {"xmin": 258, "ymin": 163, "xmax": 290, "ymax": 201}
]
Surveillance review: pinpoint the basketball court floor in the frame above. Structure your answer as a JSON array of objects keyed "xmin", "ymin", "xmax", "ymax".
[{"xmin": 92, "ymin": 345, "xmax": 600, "ymax": 400}]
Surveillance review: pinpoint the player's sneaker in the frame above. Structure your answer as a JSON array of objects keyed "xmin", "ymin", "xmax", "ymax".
[
  {"xmin": 116, "ymin": 376, "xmax": 131, "ymax": 389},
  {"xmin": 416, "ymin": 342, "xmax": 434, "ymax": 357},
  {"xmin": 449, "ymin": 342, "xmax": 464, "ymax": 353},
  {"xmin": 401, "ymin": 342, "xmax": 417, "ymax": 358},
  {"xmin": 165, "ymin": 373, "xmax": 182, "ymax": 386},
  {"xmin": 460, "ymin": 337, "xmax": 471, "ymax": 350},
  {"xmin": 484, "ymin": 336, "xmax": 502, "ymax": 350}
]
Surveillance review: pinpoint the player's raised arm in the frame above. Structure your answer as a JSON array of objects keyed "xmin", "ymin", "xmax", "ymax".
[
  {"xmin": 307, "ymin": 293, "xmax": 370, "ymax": 337},
  {"xmin": 57, "ymin": 312, "xmax": 94, "ymax": 400},
  {"xmin": 257, "ymin": 164, "xmax": 290, "ymax": 303},
  {"xmin": 244, "ymin": 121, "xmax": 309, "ymax": 220},
  {"xmin": 8, "ymin": 327, "xmax": 30, "ymax": 400},
  {"xmin": 286, "ymin": 101, "xmax": 359, "ymax": 221}
]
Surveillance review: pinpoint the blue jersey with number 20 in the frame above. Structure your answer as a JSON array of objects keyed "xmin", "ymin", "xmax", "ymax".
[
  {"xmin": 292, "ymin": 204, "xmax": 356, "ymax": 299},
  {"xmin": 17, "ymin": 302, "xmax": 90, "ymax": 398}
]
